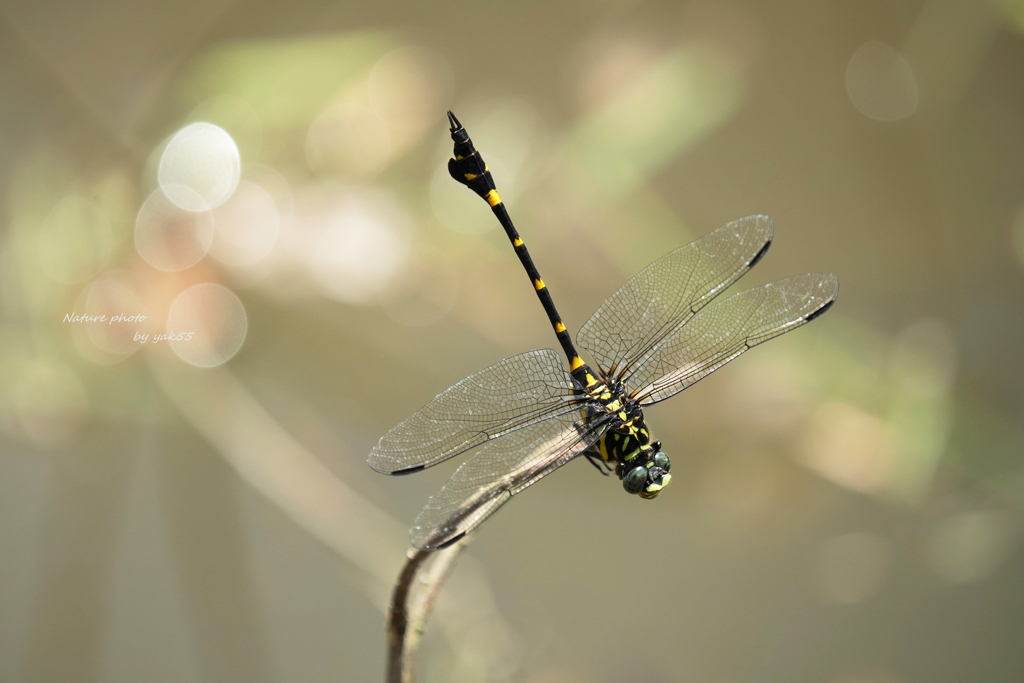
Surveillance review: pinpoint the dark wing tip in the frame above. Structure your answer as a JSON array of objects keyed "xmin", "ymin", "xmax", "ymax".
[
  {"xmin": 748, "ymin": 238, "xmax": 772, "ymax": 268},
  {"xmin": 434, "ymin": 531, "xmax": 467, "ymax": 550},
  {"xmin": 411, "ymin": 525, "xmax": 465, "ymax": 551},
  {"xmin": 804, "ymin": 274, "xmax": 839, "ymax": 322},
  {"xmin": 391, "ymin": 464, "xmax": 427, "ymax": 476},
  {"xmin": 731, "ymin": 214, "xmax": 774, "ymax": 266},
  {"xmin": 804, "ymin": 298, "xmax": 834, "ymax": 322},
  {"xmin": 367, "ymin": 451, "xmax": 426, "ymax": 476}
]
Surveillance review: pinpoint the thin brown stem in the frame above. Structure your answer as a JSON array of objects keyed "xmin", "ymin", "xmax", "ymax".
[{"xmin": 385, "ymin": 536, "xmax": 473, "ymax": 683}]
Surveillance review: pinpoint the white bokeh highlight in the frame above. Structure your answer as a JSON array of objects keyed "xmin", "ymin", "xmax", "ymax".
[
  {"xmin": 158, "ymin": 122, "xmax": 241, "ymax": 211},
  {"xmin": 135, "ymin": 188, "xmax": 215, "ymax": 271},
  {"xmin": 166, "ymin": 283, "xmax": 248, "ymax": 367},
  {"xmin": 846, "ymin": 41, "xmax": 918, "ymax": 122},
  {"xmin": 209, "ymin": 180, "xmax": 281, "ymax": 267},
  {"xmin": 297, "ymin": 189, "xmax": 410, "ymax": 304}
]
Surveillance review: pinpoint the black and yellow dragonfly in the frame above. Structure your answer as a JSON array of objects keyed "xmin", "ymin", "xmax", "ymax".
[{"xmin": 369, "ymin": 112, "xmax": 838, "ymax": 550}]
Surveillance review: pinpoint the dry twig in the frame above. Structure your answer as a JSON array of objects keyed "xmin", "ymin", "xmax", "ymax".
[{"xmin": 386, "ymin": 536, "xmax": 473, "ymax": 683}]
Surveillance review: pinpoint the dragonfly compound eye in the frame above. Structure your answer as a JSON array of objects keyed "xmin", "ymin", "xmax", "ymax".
[
  {"xmin": 653, "ymin": 451, "xmax": 671, "ymax": 472},
  {"xmin": 623, "ymin": 466, "xmax": 647, "ymax": 494}
]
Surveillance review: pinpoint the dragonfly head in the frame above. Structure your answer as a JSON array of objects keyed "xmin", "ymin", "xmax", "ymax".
[{"xmin": 622, "ymin": 444, "xmax": 672, "ymax": 499}]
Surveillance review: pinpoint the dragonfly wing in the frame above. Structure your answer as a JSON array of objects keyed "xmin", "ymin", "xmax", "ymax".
[
  {"xmin": 369, "ymin": 349, "xmax": 581, "ymax": 475},
  {"xmin": 577, "ymin": 215, "xmax": 774, "ymax": 376},
  {"xmin": 411, "ymin": 411, "xmax": 610, "ymax": 550},
  {"xmin": 630, "ymin": 274, "xmax": 839, "ymax": 405}
]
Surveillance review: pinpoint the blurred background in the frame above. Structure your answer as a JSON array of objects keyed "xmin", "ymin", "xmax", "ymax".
[{"xmin": 1, "ymin": 0, "xmax": 1023, "ymax": 681}]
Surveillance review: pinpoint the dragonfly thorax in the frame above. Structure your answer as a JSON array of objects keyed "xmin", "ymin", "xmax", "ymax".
[
  {"xmin": 582, "ymin": 376, "xmax": 642, "ymax": 429},
  {"xmin": 581, "ymin": 374, "xmax": 673, "ymax": 499},
  {"xmin": 588, "ymin": 429, "xmax": 673, "ymax": 499}
]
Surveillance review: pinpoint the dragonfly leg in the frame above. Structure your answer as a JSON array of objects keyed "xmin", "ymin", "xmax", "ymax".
[{"xmin": 583, "ymin": 451, "xmax": 613, "ymax": 476}]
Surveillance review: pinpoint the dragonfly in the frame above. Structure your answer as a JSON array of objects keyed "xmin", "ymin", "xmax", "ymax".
[{"xmin": 369, "ymin": 112, "xmax": 838, "ymax": 550}]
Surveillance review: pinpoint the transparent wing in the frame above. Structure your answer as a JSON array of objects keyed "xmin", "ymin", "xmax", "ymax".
[
  {"xmin": 369, "ymin": 349, "xmax": 582, "ymax": 475},
  {"xmin": 411, "ymin": 410, "xmax": 611, "ymax": 550},
  {"xmin": 630, "ymin": 274, "xmax": 839, "ymax": 405},
  {"xmin": 578, "ymin": 215, "xmax": 774, "ymax": 377}
]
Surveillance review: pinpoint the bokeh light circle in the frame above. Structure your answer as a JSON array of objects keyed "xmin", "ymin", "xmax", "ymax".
[
  {"xmin": 813, "ymin": 532, "xmax": 893, "ymax": 605},
  {"xmin": 165, "ymin": 283, "xmax": 248, "ymax": 367},
  {"xmin": 799, "ymin": 401, "xmax": 890, "ymax": 494},
  {"xmin": 571, "ymin": 34, "xmax": 659, "ymax": 115},
  {"xmin": 378, "ymin": 245, "xmax": 459, "ymax": 327},
  {"xmin": 209, "ymin": 180, "xmax": 281, "ymax": 267},
  {"xmin": 298, "ymin": 188, "xmax": 411, "ymax": 304},
  {"xmin": 12, "ymin": 359, "xmax": 88, "ymax": 450},
  {"xmin": 846, "ymin": 41, "xmax": 918, "ymax": 122},
  {"xmin": 368, "ymin": 46, "xmax": 454, "ymax": 131},
  {"xmin": 431, "ymin": 157, "xmax": 514, "ymax": 235},
  {"xmin": 924, "ymin": 510, "xmax": 1017, "ymax": 584},
  {"xmin": 84, "ymin": 273, "xmax": 147, "ymax": 358},
  {"xmin": 135, "ymin": 187, "xmax": 215, "ymax": 271},
  {"xmin": 307, "ymin": 103, "xmax": 391, "ymax": 177},
  {"xmin": 188, "ymin": 95, "xmax": 263, "ymax": 161},
  {"xmin": 246, "ymin": 164, "xmax": 294, "ymax": 230},
  {"xmin": 38, "ymin": 196, "xmax": 113, "ymax": 284},
  {"xmin": 445, "ymin": 99, "xmax": 545, "ymax": 180},
  {"xmin": 158, "ymin": 122, "xmax": 241, "ymax": 211}
]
